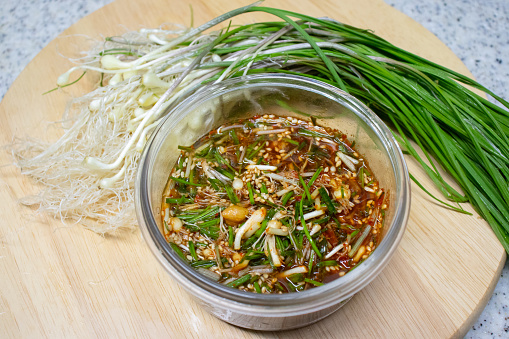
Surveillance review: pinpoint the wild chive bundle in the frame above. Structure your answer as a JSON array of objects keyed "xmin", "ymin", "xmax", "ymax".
[{"xmin": 12, "ymin": 4, "xmax": 508, "ymax": 253}]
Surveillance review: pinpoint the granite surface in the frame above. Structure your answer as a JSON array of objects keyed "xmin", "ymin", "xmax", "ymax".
[{"xmin": 0, "ymin": 0, "xmax": 507, "ymax": 337}]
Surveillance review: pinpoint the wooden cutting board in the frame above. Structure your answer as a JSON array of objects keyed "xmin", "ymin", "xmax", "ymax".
[{"xmin": 0, "ymin": 0, "xmax": 505, "ymax": 337}]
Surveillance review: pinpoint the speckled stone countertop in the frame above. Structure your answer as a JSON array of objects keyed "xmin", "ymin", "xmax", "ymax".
[{"xmin": 0, "ymin": 0, "xmax": 507, "ymax": 337}]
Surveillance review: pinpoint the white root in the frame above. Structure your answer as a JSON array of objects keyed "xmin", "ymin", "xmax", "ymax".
[
  {"xmin": 8, "ymin": 2, "xmax": 294, "ymax": 234},
  {"xmin": 309, "ymin": 224, "xmax": 321, "ymax": 236},
  {"xmin": 234, "ymin": 207, "xmax": 266, "ymax": 249},
  {"xmin": 336, "ymin": 150, "xmax": 359, "ymax": 172},
  {"xmin": 302, "ymin": 209, "xmax": 324, "ymax": 220},
  {"xmin": 247, "ymin": 164, "xmax": 277, "ymax": 171},
  {"xmin": 325, "ymin": 243, "xmax": 345, "ymax": 259},
  {"xmin": 277, "ymin": 265, "xmax": 308, "ymax": 278},
  {"xmin": 266, "ymin": 234, "xmax": 282, "ymax": 267}
]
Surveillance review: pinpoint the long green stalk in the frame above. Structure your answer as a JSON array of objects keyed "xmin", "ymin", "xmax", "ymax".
[{"xmin": 34, "ymin": 5, "xmax": 509, "ymax": 253}]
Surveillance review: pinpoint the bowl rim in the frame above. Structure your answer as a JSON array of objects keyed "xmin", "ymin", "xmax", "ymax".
[{"xmin": 135, "ymin": 73, "xmax": 410, "ymax": 311}]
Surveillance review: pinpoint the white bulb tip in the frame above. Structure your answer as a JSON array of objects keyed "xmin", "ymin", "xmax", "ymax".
[{"xmin": 56, "ymin": 72, "xmax": 71, "ymax": 86}]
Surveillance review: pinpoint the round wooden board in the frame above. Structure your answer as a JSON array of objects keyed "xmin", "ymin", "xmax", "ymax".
[{"xmin": 0, "ymin": 0, "xmax": 505, "ymax": 337}]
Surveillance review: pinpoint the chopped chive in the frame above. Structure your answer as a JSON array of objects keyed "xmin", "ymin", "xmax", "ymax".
[
  {"xmin": 198, "ymin": 218, "xmax": 220, "ymax": 227},
  {"xmin": 275, "ymin": 236, "xmax": 285, "ymax": 253},
  {"xmin": 214, "ymin": 152, "xmax": 236, "ymax": 173},
  {"xmin": 228, "ymin": 226, "xmax": 234, "ymax": 247},
  {"xmin": 299, "ymin": 175, "xmax": 312, "ymax": 202},
  {"xmin": 350, "ymin": 229, "xmax": 360, "ymax": 238},
  {"xmin": 184, "ymin": 223, "xmax": 220, "ymax": 240},
  {"xmin": 247, "ymin": 141, "xmax": 265, "ymax": 160},
  {"xmin": 170, "ymin": 243, "xmax": 188, "ymax": 262},
  {"xmin": 316, "ymin": 260, "xmax": 338, "ymax": 267},
  {"xmin": 254, "ymin": 281, "xmax": 262, "ymax": 293},
  {"xmin": 283, "ymin": 138, "xmax": 299, "ymax": 145},
  {"xmin": 224, "ymin": 184, "xmax": 239, "ymax": 203},
  {"xmin": 300, "ymin": 199, "xmax": 322, "ymax": 258},
  {"xmin": 297, "ymin": 129, "xmax": 331, "ymax": 139},
  {"xmin": 359, "ymin": 167, "xmax": 365, "ymax": 188},
  {"xmin": 261, "ymin": 182, "xmax": 268, "ymax": 194},
  {"xmin": 307, "ymin": 167, "xmax": 323, "ymax": 187},
  {"xmin": 188, "ymin": 206, "xmax": 220, "ymax": 223},
  {"xmin": 166, "ymin": 197, "xmax": 194, "ymax": 204},
  {"xmin": 208, "ymin": 178, "xmax": 220, "ymax": 191},
  {"xmin": 242, "ymin": 209, "xmax": 277, "ymax": 249},
  {"xmin": 226, "ymin": 274, "xmax": 252, "ymax": 288},
  {"xmin": 178, "ymin": 156, "xmax": 185, "ymax": 170},
  {"xmin": 281, "ymin": 191, "xmax": 294, "ymax": 205},
  {"xmin": 169, "ymin": 176, "xmax": 203, "ymax": 187},
  {"xmin": 178, "ymin": 145, "xmax": 193, "ymax": 152},
  {"xmin": 43, "ymin": 71, "xmax": 87, "ymax": 94},
  {"xmin": 262, "ymin": 283, "xmax": 272, "ymax": 293},
  {"xmin": 247, "ymin": 182, "xmax": 255, "ymax": 204},
  {"xmin": 163, "ymin": 220, "xmax": 171, "ymax": 233},
  {"xmin": 319, "ymin": 187, "xmax": 336, "ymax": 214},
  {"xmin": 349, "ymin": 225, "xmax": 372, "ymax": 258},
  {"xmin": 215, "ymin": 245, "xmax": 223, "ymax": 269},
  {"xmin": 188, "ymin": 241, "xmax": 198, "ymax": 261},
  {"xmin": 304, "ymin": 278, "xmax": 324, "ymax": 286},
  {"xmin": 230, "ymin": 129, "xmax": 239, "ymax": 144},
  {"xmin": 308, "ymin": 251, "xmax": 315, "ymax": 273},
  {"xmin": 274, "ymin": 281, "xmax": 285, "ymax": 292},
  {"xmin": 190, "ymin": 260, "xmax": 216, "ymax": 268}
]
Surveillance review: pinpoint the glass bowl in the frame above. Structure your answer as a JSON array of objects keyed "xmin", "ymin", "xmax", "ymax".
[{"xmin": 134, "ymin": 74, "xmax": 410, "ymax": 331}]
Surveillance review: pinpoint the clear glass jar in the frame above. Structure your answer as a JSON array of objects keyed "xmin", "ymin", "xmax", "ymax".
[{"xmin": 135, "ymin": 74, "xmax": 410, "ymax": 331}]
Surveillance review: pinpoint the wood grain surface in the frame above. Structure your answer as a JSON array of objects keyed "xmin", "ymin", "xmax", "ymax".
[{"xmin": 0, "ymin": 0, "xmax": 505, "ymax": 337}]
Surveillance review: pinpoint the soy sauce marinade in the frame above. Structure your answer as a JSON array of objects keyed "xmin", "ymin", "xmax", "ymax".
[{"xmin": 161, "ymin": 114, "xmax": 387, "ymax": 293}]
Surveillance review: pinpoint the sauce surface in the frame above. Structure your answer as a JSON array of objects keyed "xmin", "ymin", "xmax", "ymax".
[{"xmin": 161, "ymin": 114, "xmax": 387, "ymax": 293}]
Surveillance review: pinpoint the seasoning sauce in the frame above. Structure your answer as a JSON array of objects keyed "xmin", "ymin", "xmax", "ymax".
[{"xmin": 161, "ymin": 114, "xmax": 387, "ymax": 293}]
